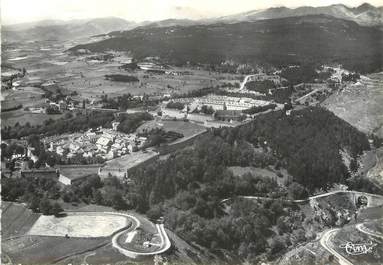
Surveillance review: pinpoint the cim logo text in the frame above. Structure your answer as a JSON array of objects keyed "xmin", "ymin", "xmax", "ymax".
[{"xmin": 339, "ymin": 242, "xmax": 377, "ymax": 255}]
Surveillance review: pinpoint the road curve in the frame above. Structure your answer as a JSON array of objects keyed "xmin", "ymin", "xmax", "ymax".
[
  {"xmin": 320, "ymin": 229, "xmax": 354, "ymax": 265},
  {"xmin": 356, "ymin": 223, "xmax": 383, "ymax": 239},
  {"xmin": 221, "ymin": 190, "xmax": 383, "ymax": 204},
  {"xmin": 112, "ymin": 224, "xmax": 171, "ymax": 258}
]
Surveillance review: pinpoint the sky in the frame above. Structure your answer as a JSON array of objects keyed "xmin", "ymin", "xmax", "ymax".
[{"xmin": 1, "ymin": 0, "xmax": 382, "ymax": 25}]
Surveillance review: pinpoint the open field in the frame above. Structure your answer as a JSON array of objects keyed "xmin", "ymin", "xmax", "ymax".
[
  {"xmin": 105, "ymin": 149, "xmax": 158, "ymax": 169},
  {"xmin": 137, "ymin": 120, "xmax": 206, "ymax": 138},
  {"xmin": 3, "ymin": 235, "xmax": 108, "ymax": 265},
  {"xmin": 229, "ymin": 166, "xmax": 291, "ymax": 186},
  {"xmin": 1, "ymin": 202, "xmax": 160, "ymax": 264},
  {"xmin": 0, "ymin": 85, "xmax": 65, "ymax": 127},
  {"xmin": 1, "ymin": 109, "xmax": 63, "ymax": 128},
  {"xmin": 57, "ymin": 165, "xmax": 101, "ymax": 180},
  {"xmin": 1, "ymin": 201, "xmax": 41, "ymax": 239},
  {"xmin": 59, "ymin": 62, "xmax": 219, "ymax": 99},
  {"xmin": 58, "ymin": 244, "xmax": 129, "ymax": 265},
  {"xmin": 322, "ymin": 72, "xmax": 383, "ymax": 137},
  {"xmin": 28, "ymin": 212, "xmax": 130, "ymax": 237}
]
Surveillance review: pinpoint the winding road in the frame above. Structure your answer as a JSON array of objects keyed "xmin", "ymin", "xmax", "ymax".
[
  {"xmin": 221, "ymin": 190, "xmax": 383, "ymax": 204},
  {"xmin": 239, "ymin": 75, "xmax": 256, "ymax": 90},
  {"xmin": 222, "ymin": 191, "xmax": 383, "ymax": 265},
  {"xmin": 320, "ymin": 222, "xmax": 383, "ymax": 265},
  {"xmin": 320, "ymin": 228, "xmax": 353, "ymax": 265},
  {"xmin": 356, "ymin": 224, "xmax": 383, "ymax": 239},
  {"xmin": 112, "ymin": 224, "xmax": 171, "ymax": 258}
]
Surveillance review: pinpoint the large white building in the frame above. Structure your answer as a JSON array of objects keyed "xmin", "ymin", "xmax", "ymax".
[{"xmin": 173, "ymin": 95, "xmax": 271, "ymax": 111}]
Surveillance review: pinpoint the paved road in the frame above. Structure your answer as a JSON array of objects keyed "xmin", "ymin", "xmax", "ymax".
[
  {"xmin": 320, "ymin": 222, "xmax": 383, "ymax": 265},
  {"xmin": 112, "ymin": 223, "xmax": 171, "ymax": 258},
  {"xmin": 356, "ymin": 223, "xmax": 383, "ymax": 239},
  {"xmin": 239, "ymin": 75, "xmax": 256, "ymax": 90},
  {"xmin": 221, "ymin": 190, "xmax": 383, "ymax": 204},
  {"xmin": 320, "ymin": 228, "xmax": 354, "ymax": 265}
]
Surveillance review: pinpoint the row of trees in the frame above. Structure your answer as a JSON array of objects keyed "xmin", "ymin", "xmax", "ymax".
[
  {"xmin": 1, "ymin": 174, "xmax": 129, "ymax": 216},
  {"xmin": 100, "ymin": 94, "xmax": 158, "ymax": 110},
  {"xmin": 105, "ymin": 74, "xmax": 139, "ymax": 82}
]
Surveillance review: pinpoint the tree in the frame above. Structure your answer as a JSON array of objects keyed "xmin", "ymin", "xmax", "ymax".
[
  {"xmin": 29, "ymin": 196, "xmax": 41, "ymax": 212},
  {"xmin": 147, "ymin": 204, "xmax": 163, "ymax": 220},
  {"xmin": 27, "ymin": 160, "xmax": 34, "ymax": 169},
  {"xmin": 111, "ymin": 193, "xmax": 128, "ymax": 210},
  {"xmin": 350, "ymin": 158, "xmax": 358, "ymax": 173},
  {"xmin": 39, "ymin": 198, "xmax": 53, "ymax": 215},
  {"xmin": 92, "ymin": 189, "xmax": 104, "ymax": 204},
  {"xmin": 52, "ymin": 202, "xmax": 63, "ymax": 217},
  {"xmin": 287, "ymin": 182, "xmax": 308, "ymax": 200},
  {"xmin": 269, "ymin": 236, "xmax": 285, "ymax": 255}
]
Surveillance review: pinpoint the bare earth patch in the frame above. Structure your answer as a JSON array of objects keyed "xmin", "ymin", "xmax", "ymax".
[{"xmin": 28, "ymin": 213, "xmax": 128, "ymax": 237}]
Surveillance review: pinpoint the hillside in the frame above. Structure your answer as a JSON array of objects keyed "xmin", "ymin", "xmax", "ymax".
[
  {"xmin": 322, "ymin": 72, "xmax": 383, "ymax": 137},
  {"xmin": 70, "ymin": 15, "xmax": 383, "ymax": 73},
  {"xmin": 123, "ymin": 107, "xmax": 372, "ymax": 263},
  {"xmin": 215, "ymin": 3, "xmax": 383, "ymax": 27}
]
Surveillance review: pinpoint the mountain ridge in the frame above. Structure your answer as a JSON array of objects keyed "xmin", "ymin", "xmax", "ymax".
[
  {"xmin": 212, "ymin": 3, "xmax": 383, "ymax": 26},
  {"xmin": 2, "ymin": 17, "xmax": 134, "ymax": 42},
  {"xmin": 70, "ymin": 15, "xmax": 383, "ymax": 73}
]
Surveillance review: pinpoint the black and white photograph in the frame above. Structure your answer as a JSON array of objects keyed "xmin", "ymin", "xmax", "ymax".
[{"xmin": 1, "ymin": 0, "xmax": 383, "ymax": 264}]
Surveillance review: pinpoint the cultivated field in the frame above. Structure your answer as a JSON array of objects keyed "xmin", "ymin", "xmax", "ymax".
[
  {"xmin": 0, "ymin": 85, "xmax": 65, "ymax": 128},
  {"xmin": 1, "ymin": 110, "xmax": 63, "ymax": 128},
  {"xmin": 137, "ymin": 120, "xmax": 206, "ymax": 138},
  {"xmin": 105, "ymin": 149, "xmax": 158, "ymax": 169},
  {"xmin": 1, "ymin": 201, "xmax": 41, "ymax": 239},
  {"xmin": 59, "ymin": 63, "xmax": 219, "ymax": 99},
  {"xmin": 28, "ymin": 213, "xmax": 130, "ymax": 237},
  {"xmin": 3, "ymin": 235, "xmax": 108, "ymax": 265}
]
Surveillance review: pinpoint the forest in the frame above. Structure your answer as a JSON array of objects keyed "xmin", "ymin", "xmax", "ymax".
[
  {"xmin": 71, "ymin": 15, "xmax": 383, "ymax": 73},
  {"xmin": 120, "ymin": 107, "xmax": 370, "ymax": 261},
  {"xmin": 1, "ymin": 106, "xmax": 375, "ymax": 263}
]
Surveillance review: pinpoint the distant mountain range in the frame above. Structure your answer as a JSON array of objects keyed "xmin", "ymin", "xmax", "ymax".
[
  {"xmin": 3, "ymin": 3, "xmax": 382, "ymax": 43},
  {"xmin": 71, "ymin": 15, "xmax": 383, "ymax": 73},
  {"xmin": 212, "ymin": 3, "xmax": 383, "ymax": 27},
  {"xmin": 107, "ymin": 3, "xmax": 383, "ymax": 31},
  {"xmin": 1, "ymin": 17, "xmax": 134, "ymax": 42}
]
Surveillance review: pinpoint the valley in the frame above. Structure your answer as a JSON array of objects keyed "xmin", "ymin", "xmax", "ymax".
[{"xmin": 1, "ymin": 2, "xmax": 383, "ymax": 265}]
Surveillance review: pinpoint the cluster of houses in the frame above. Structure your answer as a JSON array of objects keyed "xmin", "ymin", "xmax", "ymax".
[
  {"xmin": 45, "ymin": 126, "xmax": 147, "ymax": 160},
  {"xmin": 29, "ymin": 99, "xmax": 75, "ymax": 114}
]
